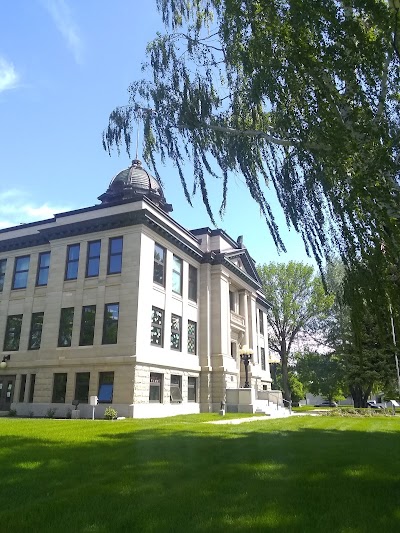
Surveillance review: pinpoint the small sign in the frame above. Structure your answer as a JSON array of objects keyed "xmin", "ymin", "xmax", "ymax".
[
  {"xmin": 90, "ymin": 396, "xmax": 98, "ymax": 406},
  {"xmin": 390, "ymin": 400, "xmax": 399, "ymax": 407}
]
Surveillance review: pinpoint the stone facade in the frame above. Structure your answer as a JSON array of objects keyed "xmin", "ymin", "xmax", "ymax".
[{"xmin": 0, "ymin": 162, "xmax": 272, "ymax": 418}]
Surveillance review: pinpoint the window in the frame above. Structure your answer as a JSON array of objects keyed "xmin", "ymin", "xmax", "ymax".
[
  {"xmin": 188, "ymin": 377, "xmax": 197, "ymax": 402},
  {"xmin": 230, "ymin": 342, "xmax": 236, "ymax": 359},
  {"xmin": 28, "ymin": 312, "xmax": 44, "ymax": 350},
  {"xmin": 86, "ymin": 240, "xmax": 101, "ymax": 277},
  {"xmin": 19, "ymin": 375, "xmax": 27, "ymax": 402},
  {"xmin": 28, "ymin": 374, "xmax": 36, "ymax": 403},
  {"xmin": 172, "ymin": 255, "xmax": 182, "ymax": 294},
  {"xmin": 3, "ymin": 315, "xmax": 23, "ymax": 351},
  {"xmin": 149, "ymin": 373, "xmax": 163, "ymax": 402},
  {"xmin": 102, "ymin": 303, "xmax": 119, "ymax": 344},
  {"xmin": 0, "ymin": 259, "xmax": 6, "ymax": 291},
  {"xmin": 75, "ymin": 372, "xmax": 90, "ymax": 403},
  {"xmin": 58, "ymin": 308, "xmax": 74, "ymax": 347},
  {"xmin": 108, "ymin": 237, "xmax": 123, "ymax": 274},
  {"xmin": 12, "ymin": 255, "xmax": 30, "ymax": 289},
  {"xmin": 259, "ymin": 309, "xmax": 264, "ymax": 335},
  {"xmin": 153, "ymin": 243, "xmax": 166, "ymax": 286},
  {"xmin": 188, "ymin": 265, "xmax": 197, "ymax": 302},
  {"xmin": 98, "ymin": 372, "xmax": 114, "ymax": 403},
  {"xmin": 171, "ymin": 314, "xmax": 182, "ymax": 351},
  {"xmin": 79, "ymin": 305, "xmax": 96, "ymax": 346},
  {"xmin": 188, "ymin": 320, "xmax": 197, "ymax": 355},
  {"xmin": 170, "ymin": 375, "xmax": 182, "ymax": 402},
  {"xmin": 65, "ymin": 244, "xmax": 80, "ymax": 280},
  {"xmin": 261, "ymin": 347, "xmax": 266, "ymax": 370},
  {"xmin": 229, "ymin": 291, "xmax": 236, "ymax": 312},
  {"xmin": 36, "ymin": 252, "xmax": 50, "ymax": 286},
  {"xmin": 151, "ymin": 307, "xmax": 164, "ymax": 347},
  {"xmin": 52, "ymin": 373, "xmax": 67, "ymax": 403}
]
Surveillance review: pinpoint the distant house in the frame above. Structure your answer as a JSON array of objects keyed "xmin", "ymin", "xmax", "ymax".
[{"xmin": 0, "ymin": 160, "xmax": 272, "ymax": 417}]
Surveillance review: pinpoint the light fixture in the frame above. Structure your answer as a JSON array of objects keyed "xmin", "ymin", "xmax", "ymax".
[
  {"xmin": 0, "ymin": 354, "xmax": 11, "ymax": 369},
  {"xmin": 239, "ymin": 344, "xmax": 254, "ymax": 388}
]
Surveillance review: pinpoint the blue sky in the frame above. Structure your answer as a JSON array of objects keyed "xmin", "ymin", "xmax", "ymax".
[{"xmin": 0, "ymin": 0, "xmax": 315, "ymax": 268}]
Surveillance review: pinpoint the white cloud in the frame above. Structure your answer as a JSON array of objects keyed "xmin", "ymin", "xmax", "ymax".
[
  {"xmin": 0, "ymin": 57, "xmax": 19, "ymax": 92},
  {"xmin": 0, "ymin": 190, "xmax": 71, "ymax": 229},
  {"xmin": 42, "ymin": 0, "xmax": 83, "ymax": 65}
]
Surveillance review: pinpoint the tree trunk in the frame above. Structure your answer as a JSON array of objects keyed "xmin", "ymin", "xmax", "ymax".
[
  {"xmin": 280, "ymin": 348, "xmax": 291, "ymax": 402},
  {"xmin": 350, "ymin": 384, "xmax": 372, "ymax": 408}
]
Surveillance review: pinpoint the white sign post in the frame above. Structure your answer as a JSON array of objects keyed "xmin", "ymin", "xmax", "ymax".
[{"xmin": 90, "ymin": 396, "xmax": 98, "ymax": 420}]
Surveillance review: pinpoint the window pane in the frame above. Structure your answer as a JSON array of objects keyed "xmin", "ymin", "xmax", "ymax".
[
  {"xmin": 86, "ymin": 258, "xmax": 99, "ymax": 277},
  {"xmin": 28, "ymin": 312, "xmax": 44, "ymax": 350},
  {"xmin": 88, "ymin": 241, "xmax": 101, "ymax": 256},
  {"xmin": 16, "ymin": 256, "xmax": 30, "ymax": 271},
  {"xmin": 79, "ymin": 305, "xmax": 96, "ymax": 346},
  {"xmin": 13, "ymin": 271, "xmax": 29, "ymax": 289},
  {"xmin": 0, "ymin": 259, "xmax": 6, "ymax": 291},
  {"xmin": 66, "ymin": 262, "xmax": 79, "ymax": 280},
  {"xmin": 108, "ymin": 255, "xmax": 122, "ymax": 274},
  {"xmin": 188, "ymin": 321, "xmax": 197, "ymax": 355},
  {"xmin": 171, "ymin": 314, "xmax": 181, "ymax": 351},
  {"xmin": 172, "ymin": 255, "xmax": 182, "ymax": 294},
  {"xmin": 68, "ymin": 244, "xmax": 80, "ymax": 261},
  {"xmin": 75, "ymin": 372, "xmax": 90, "ymax": 403},
  {"xmin": 110, "ymin": 237, "xmax": 123, "ymax": 254},
  {"xmin": 37, "ymin": 251, "xmax": 51, "ymax": 285},
  {"xmin": 151, "ymin": 307, "xmax": 164, "ymax": 346},
  {"xmin": 13, "ymin": 256, "xmax": 30, "ymax": 289},
  {"xmin": 170, "ymin": 375, "xmax": 182, "ymax": 402},
  {"xmin": 28, "ymin": 374, "xmax": 36, "ymax": 403},
  {"xmin": 108, "ymin": 237, "xmax": 123, "ymax": 274},
  {"xmin": 39, "ymin": 252, "xmax": 51, "ymax": 268},
  {"xmin": 58, "ymin": 308, "xmax": 74, "ymax": 347},
  {"xmin": 3, "ymin": 315, "xmax": 23, "ymax": 351},
  {"xmin": 261, "ymin": 347, "xmax": 266, "ymax": 370},
  {"xmin": 86, "ymin": 241, "xmax": 101, "ymax": 277},
  {"xmin": 19, "ymin": 375, "xmax": 27, "ymax": 402},
  {"xmin": 153, "ymin": 244, "xmax": 166, "ymax": 285},
  {"xmin": 149, "ymin": 373, "xmax": 162, "ymax": 402},
  {"xmin": 98, "ymin": 372, "xmax": 114, "ymax": 403},
  {"xmin": 188, "ymin": 377, "xmax": 197, "ymax": 402},
  {"xmin": 52, "ymin": 373, "xmax": 67, "ymax": 403},
  {"xmin": 65, "ymin": 245, "xmax": 80, "ymax": 280},
  {"xmin": 188, "ymin": 265, "xmax": 197, "ymax": 301},
  {"xmin": 102, "ymin": 303, "xmax": 119, "ymax": 344}
]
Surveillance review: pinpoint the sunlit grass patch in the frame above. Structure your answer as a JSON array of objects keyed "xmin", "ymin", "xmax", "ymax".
[{"xmin": 0, "ymin": 415, "xmax": 400, "ymax": 532}]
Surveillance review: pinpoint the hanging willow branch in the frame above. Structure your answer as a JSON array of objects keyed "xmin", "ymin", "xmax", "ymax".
[{"xmin": 103, "ymin": 0, "xmax": 400, "ymax": 301}]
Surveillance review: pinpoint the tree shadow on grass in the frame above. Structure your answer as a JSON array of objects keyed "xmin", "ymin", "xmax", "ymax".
[{"xmin": 0, "ymin": 419, "xmax": 399, "ymax": 532}]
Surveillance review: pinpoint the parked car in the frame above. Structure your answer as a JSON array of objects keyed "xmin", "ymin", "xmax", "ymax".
[
  {"xmin": 366, "ymin": 401, "xmax": 384, "ymax": 409},
  {"xmin": 314, "ymin": 400, "xmax": 338, "ymax": 407}
]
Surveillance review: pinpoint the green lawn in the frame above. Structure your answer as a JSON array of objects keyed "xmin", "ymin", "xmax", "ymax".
[{"xmin": 1, "ymin": 414, "xmax": 400, "ymax": 532}]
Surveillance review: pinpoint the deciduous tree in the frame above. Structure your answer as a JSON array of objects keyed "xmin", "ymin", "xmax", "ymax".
[{"xmin": 257, "ymin": 262, "xmax": 334, "ymax": 400}]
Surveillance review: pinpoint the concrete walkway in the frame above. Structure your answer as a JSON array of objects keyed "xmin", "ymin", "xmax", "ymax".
[{"xmin": 206, "ymin": 412, "xmax": 320, "ymax": 424}]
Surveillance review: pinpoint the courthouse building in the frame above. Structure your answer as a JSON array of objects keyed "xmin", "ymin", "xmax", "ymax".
[{"xmin": 0, "ymin": 160, "xmax": 272, "ymax": 418}]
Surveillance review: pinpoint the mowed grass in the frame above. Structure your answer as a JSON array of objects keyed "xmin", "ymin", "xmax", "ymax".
[{"xmin": 1, "ymin": 414, "xmax": 400, "ymax": 532}]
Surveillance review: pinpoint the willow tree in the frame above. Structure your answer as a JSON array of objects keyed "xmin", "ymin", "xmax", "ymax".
[{"xmin": 103, "ymin": 0, "xmax": 400, "ymax": 295}]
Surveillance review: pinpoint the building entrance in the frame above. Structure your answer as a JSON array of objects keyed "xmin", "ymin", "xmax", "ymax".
[{"xmin": 0, "ymin": 376, "xmax": 15, "ymax": 411}]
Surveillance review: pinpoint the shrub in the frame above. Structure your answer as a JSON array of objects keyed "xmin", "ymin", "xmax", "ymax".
[
  {"xmin": 66, "ymin": 408, "xmax": 72, "ymax": 419},
  {"xmin": 8, "ymin": 409, "xmax": 17, "ymax": 417},
  {"xmin": 104, "ymin": 406, "xmax": 118, "ymax": 420},
  {"xmin": 325, "ymin": 407, "xmax": 393, "ymax": 418},
  {"xmin": 46, "ymin": 408, "xmax": 57, "ymax": 419}
]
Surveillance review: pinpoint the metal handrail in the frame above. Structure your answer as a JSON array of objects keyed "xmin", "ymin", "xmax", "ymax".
[{"xmin": 282, "ymin": 398, "xmax": 292, "ymax": 414}]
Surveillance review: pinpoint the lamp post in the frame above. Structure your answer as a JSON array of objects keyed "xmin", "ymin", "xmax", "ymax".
[
  {"xmin": 239, "ymin": 345, "xmax": 253, "ymax": 388},
  {"xmin": 0, "ymin": 355, "xmax": 11, "ymax": 369}
]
